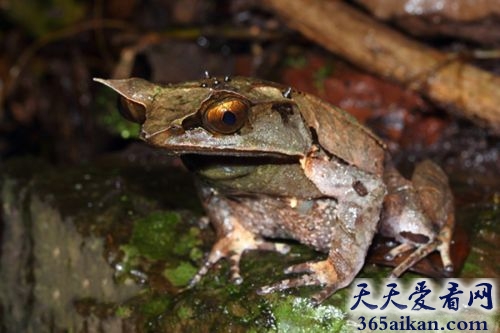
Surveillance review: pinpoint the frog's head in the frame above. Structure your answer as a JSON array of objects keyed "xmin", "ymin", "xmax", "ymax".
[{"xmin": 95, "ymin": 76, "xmax": 312, "ymax": 158}]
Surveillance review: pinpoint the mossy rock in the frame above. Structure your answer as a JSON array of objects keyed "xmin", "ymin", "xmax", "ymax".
[{"xmin": 1, "ymin": 150, "xmax": 499, "ymax": 332}]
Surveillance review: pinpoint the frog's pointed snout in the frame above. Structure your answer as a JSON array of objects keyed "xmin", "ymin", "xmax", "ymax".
[{"xmin": 94, "ymin": 77, "xmax": 155, "ymax": 124}]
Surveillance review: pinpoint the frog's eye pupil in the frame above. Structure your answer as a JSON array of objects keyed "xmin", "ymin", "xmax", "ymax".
[
  {"xmin": 202, "ymin": 97, "xmax": 249, "ymax": 134},
  {"xmin": 222, "ymin": 110, "xmax": 236, "ymax": 125}
]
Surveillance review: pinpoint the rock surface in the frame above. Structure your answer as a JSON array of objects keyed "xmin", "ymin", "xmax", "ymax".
[{"xmin": 1, "ymin": 147, "xmax": 499, "ymax": 332}]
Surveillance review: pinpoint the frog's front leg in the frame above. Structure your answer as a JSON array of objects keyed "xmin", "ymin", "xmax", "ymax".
[
  {"xmin": 189, "ymin": 182, "xmax": 290, "ymax": 287},
  {"xmin": 380, "ymin": 159, "xmax": 454, "ymax": 277},
  {"xmin": 258, "ymin": 155, "xmax": 386, "ymax": 303}
]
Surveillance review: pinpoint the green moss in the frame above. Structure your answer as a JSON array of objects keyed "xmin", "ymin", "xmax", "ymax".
[
  {"xmin": 176, "ymin": 304, "xmax": 195, "ymax": 320},
  {"xmin": 163, "ymin": 262, "xmax": 198, "ymax": 287},
  {"xmin": 118, "ymin": 244, "xmax": 141, "ymax": 273},
  {"xmin": 140, "ymin": 296, "xmax": 171, "ymax": 317},
  {"xmin": 272, "ymin": 296, "xmax": 347, "ymax": 333},
  {"xmin": 189, "ymin": 247, "xmax": 204, "ymax": 262},
  {"xmin": 173, "ymin": 227, "xmax": 202, "ymax": 257},
  {"xmin": 115, "ymin": 305, "xmax": 133, "ymax": 318},
  {"xmin": 129, "ymin": 211, "xmax": 181, "ymax": 260}
]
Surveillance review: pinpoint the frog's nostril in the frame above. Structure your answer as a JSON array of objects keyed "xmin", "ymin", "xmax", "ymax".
[{"xmin": 118, "ymin": 97, "xmax": 146, "ymax": 124}]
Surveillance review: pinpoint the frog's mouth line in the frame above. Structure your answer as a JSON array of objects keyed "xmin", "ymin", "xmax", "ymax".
[
  {"xmin": 143, "ymin": 132, "xmax": 306, "ymax": 159},
  {"xmin": 180, "ymin": 153, "xmax": 300, "ymax": 170}
]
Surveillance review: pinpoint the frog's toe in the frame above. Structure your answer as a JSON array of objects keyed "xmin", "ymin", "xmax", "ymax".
[
  {"xmin": 188, "ymin": 240, "xmax": 225, "ymax": 287},
  {"xmin": 386, "ymin": 210, "xmax": 455, "ymax": 277},
  {"xmin": 388, "ymin": 230, "xmax": 454, "ymax": 278},
  {"xmin": 284, "ymin": 262, "xmax": 314, "ymax": 274},
  {"xmin": 188, "ymin": 240, "xmax": 247, "ymax": 288},
  {"xmin": 256, "ymin": 274, "xmax": 322, "ymax": 295},
  {"xmin": 257, "ymin": 259, "xmax": 340, "ymax": 303},
  {"xmin": 384, "ymin": 242, "xmax": 414, "ymax": 261},
  {"xmin": 257, "ymin": 261, "xmax": 329, "ymax": 293},
  {"xmin": 437, "ymin": 224, "xmax": 454, "ymax": 272},
  {"xmin": 228, "ymin": 252, "xmax": 244, "ymax": 284},
  {"xmin": 388, "ymin": 240, "xmax": 438, "ymax": 278}
]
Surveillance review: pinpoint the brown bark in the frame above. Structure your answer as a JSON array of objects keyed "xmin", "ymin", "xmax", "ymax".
[
  {"xmin": 356, "ymin": 0, "xmax": 500, "ymax": 21},
  {"xmin": 261, "ymin": 0, "xmax": 500, "ymax": 134}
]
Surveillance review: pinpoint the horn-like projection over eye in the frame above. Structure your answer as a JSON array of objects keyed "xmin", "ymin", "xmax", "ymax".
[{"xmin": 201, "ymin": 97, "xmax": 249, "ymax": 134}]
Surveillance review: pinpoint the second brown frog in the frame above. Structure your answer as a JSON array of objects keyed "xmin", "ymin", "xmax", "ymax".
[{"xmin": 96, "ymin": 75, "xmax": 455, "ymax": 303}]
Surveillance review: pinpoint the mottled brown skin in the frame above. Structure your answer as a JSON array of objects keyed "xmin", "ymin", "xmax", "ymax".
[{"xmin": 95, "ymin": 75, "xmax": 455, "ymax": 303}]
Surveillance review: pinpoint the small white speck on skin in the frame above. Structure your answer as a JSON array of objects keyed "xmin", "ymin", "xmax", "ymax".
[
  {"xmin": 52, "ymin": 289, "xmax": 60, "ymax": 300},
  {"xmin": 52, "ymin": 247, "xmax": 60, "ymax": 258},
  {"xmin": 289, "ymin": 197, "xmax": 298, "ymax": 208},
  {"xmin": 82, "ymin": 279, "xmax": 90, "ymax": 289}
]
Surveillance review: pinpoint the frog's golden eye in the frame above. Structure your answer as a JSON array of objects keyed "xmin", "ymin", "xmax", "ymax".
[{"xmin": 202, "ymin": 98, "xmax": 249, "ymax": 134}]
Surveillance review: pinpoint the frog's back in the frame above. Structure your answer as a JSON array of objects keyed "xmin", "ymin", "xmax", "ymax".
[{"xmin": 292, "ymin": 91, "xmax": 386, "ymax": 176}]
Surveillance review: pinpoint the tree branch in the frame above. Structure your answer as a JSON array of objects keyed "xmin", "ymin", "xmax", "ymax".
[{"xmin": 262, "ymin": 0, "xmax": 500, "ymax": 134}]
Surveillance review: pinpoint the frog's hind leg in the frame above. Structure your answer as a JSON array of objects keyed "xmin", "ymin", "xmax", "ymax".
[
  {"xmin": 409, "ymin": 160, "xmax": 454, "ymax": 273},
  {"xmin": 380, "ymin": 159, "xmax": 455, "ymax": 277}
]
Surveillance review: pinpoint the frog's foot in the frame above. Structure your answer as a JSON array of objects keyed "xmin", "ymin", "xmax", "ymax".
[
  {"xmin": 387, "ymin": 223, "xmax": 454, "ymax": 278},
  {"xmin": 256, "ymin": 259, "xmax": 341, "ymax": 304},
  {"xmin": 437, "ymin": 222, "xmax": 454, "ymax": 270},
  {"xmin": 382, "ymin": 159, "xmax": 455, "ymax": 277},
  {"xmin": 188, "ymin": 220, "xmax": 290, "ymax": 288}
]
